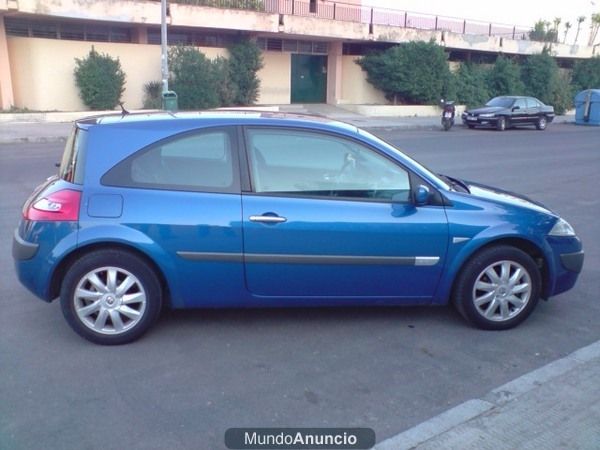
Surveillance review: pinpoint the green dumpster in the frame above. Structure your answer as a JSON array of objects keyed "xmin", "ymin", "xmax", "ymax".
[{"xmin": 162, "ymin": 91, "xmax": 178, "ymax": 112}]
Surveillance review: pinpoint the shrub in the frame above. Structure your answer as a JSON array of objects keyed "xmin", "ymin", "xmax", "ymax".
[
  {"xmin": 74, "ymin": 47, "xmax": 126, "ymax": 110},
  {"xmin": 212, "ymin": 56, "xmax": 236, "ymax": 106},
  {"xmin": 549, "ymin": 71, "xmax": 574, "ymax": 115},
  {"xmin": 142, "ymin": 81, "xmax": 163, "ymax": 109},
  {"xmin": 487, "ymin": 56, "xmax": 525, "ymax": 97},
  {"xmin": 168, "ymin": 46, "xmax": 220, "ymax": 110},
  {"xmin": 521, "ymin": 51, "xmax": 558, "ymax": 105},
  {"xmin": 571, "ymin": 56, "xmax": 600, "ymax": 92},
  {"xmin": 357, "ymin": 41, "xmax": 452, "ymax": 104},
  {"xmin": 228, "ymin": 39, "xmax": 264, "ymax": 105},
  {"xmin": 453, "ymin": 62, "xmax": 490, "ymax": 107}
]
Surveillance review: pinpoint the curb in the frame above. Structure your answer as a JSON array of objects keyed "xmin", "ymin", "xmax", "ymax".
[
  {"xmin": 375, "ymin": 339, "xmax": 600, "ymax": 449},
  {"xmin": 0, "ymin": 136, "xmax": 67, "ymax": 145}
]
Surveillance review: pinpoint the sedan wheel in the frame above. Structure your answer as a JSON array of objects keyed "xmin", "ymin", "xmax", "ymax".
[
  {"xmin": 60, "ymin": 249, "xmax": 162, "ymax": 344},
  {"xmin": 536, "ymin": 116, "xmax": 547, "ymax": 130},
  {"xmin": 496, "ymin": 117, "xmax": 506, "ymax": 131},
  {"xmin": 453, "ymin": 246, "xmax": 541, "ymax": 330}
]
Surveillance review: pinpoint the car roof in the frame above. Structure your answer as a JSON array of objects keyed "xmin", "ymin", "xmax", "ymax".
[{"xmin": 76, "ymin": 110, "xmax": 359, "ymax": 134}]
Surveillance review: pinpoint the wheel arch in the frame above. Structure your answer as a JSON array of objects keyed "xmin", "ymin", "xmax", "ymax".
[
  {"xmin": 449, "ymin": 237, "xmax": 549, "ymax": 302},
  {"xmin": 49, "ymin": 242, "xmax": 171, "ymax": 306}
]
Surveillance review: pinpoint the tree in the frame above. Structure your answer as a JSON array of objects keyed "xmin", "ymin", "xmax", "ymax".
[
  {"xmin": 529, "ymin": 20, "xmax": 558, "ymax": 43},
  {"xmin": 168, "ymin": 46, "xmax": 220, "ymax": 110},
  {"xmin": 74, "ymin": 47, "xmax": 126, "ymax": 110},
  {"xmin": 521, "ymin": 50, "xmax": 571, "ymax": 114},
  {"xmin": 357, "ymin": 41, "xmax": 452, "ymax": 104},
  {"xmin": 588, "ymin": 12, "xmax": 600, "ymax": 46},
  {"xmin": 571, "ymin": 56, "xmax": 600, "ymax": 92},
  {"xmin": 563, "ymin": 22, "xmax": 571, "ymax": 44},
  {"xmin": 487, "ymin": 56, "xmax": 525, "ymax": 97},
  {"xmin": 552, "ymin": 17, "xmax": 561, "ymax": 42},
  {"xmin": 453, "ymin": 62, "xmax": 489, "ymax": 107},
  {"xmin": 227, "ymin": 39, "xmax": 264, "ymax": 105},
  {"xmin": 574, "ymin": 16, "xmax": 585, "ymax": 44}
]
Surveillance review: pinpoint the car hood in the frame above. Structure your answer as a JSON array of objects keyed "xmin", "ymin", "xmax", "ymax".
[
  {"xmin": 463, "ymin": 180, "xmax": 555, "ymax": 216},
  {"xmin": 465, "ymin": 106, "xmax": 506, "ymax": 115}
]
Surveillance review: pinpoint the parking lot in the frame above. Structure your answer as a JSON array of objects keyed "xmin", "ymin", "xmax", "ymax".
[{"xmin": 1, "ymin": 123, "xmax": 598, "ymax": 449}]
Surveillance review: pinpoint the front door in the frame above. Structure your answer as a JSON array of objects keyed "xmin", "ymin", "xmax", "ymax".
[
  {"xmin": 291, "ymin": 54, "xmax": 327, "ymax": 103},
  {"xmin": 241, "ymin": 127, "xmax": 449, "ymax": 300}
]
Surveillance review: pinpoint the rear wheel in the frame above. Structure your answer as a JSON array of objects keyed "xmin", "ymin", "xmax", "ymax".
[
  {"xmin": 453, "ymin": 246, "xmax": 541, "ymax": 330},
  {"xmin": 536, "ymin": 116, "xmax": 547, "ymax": 130},
  {"xmin": 60, "ymin": 249, "xmax": 162, "ymax": 345},
  {"xmin": 467, "ymin": 124, "xmax": 475, "ymax": 129}
]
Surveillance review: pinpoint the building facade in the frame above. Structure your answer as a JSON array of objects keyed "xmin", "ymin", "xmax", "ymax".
[{"xmin": 0, "ymin": 0, "xmax": 596, "ymax": 111}]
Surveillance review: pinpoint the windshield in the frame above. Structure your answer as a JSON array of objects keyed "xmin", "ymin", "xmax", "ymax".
[
  {"xmin": 485, "ymin": 97, "xmax": 515, "ymax": 108},
  {"xmin": 358, "ymin": 129, "xmax": 450, "ymax": 191}
]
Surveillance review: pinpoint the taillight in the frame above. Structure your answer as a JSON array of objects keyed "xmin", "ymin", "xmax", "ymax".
[{"xmin": 24, "ymin": 189, "xmax": 81, "ymax": 221}]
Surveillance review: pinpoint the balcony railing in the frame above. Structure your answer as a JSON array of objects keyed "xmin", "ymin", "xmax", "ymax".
[{"xmin": 167, "ymin": 0, "xmax": 531, "ymax": 40}]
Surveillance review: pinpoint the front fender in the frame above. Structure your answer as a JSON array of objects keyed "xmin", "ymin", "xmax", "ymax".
[{"xmin": 433, "ymin": 223, "xmax": 555, "ymax": 305}]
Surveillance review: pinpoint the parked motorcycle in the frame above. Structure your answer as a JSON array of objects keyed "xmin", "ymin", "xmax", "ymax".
[{"xmin": 441, "ymin": 99, "xmax": 456, "ymax": 131}]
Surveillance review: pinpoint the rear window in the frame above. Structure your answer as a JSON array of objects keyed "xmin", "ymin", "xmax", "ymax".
[
  {"xmin": 101, "ymin": 128, "xmax": 239, "ymax": 194},
  {"xmin": 58, "ymin": 127, "xmax": 88, "ymax": 184}
]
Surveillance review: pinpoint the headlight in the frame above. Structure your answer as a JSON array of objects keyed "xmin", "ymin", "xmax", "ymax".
[
  {"xmin": 549, "ymin": 218, "xmax": 576, "ymax": 236},
  {"xmin": 479, "ymin": 113, "xmax": 495, "ymax": 118}
]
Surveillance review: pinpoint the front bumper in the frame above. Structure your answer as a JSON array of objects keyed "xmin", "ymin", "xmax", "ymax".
[
  {"xmin": 546, "ymin": 236, "xmax": 584, "ymax": 297},
  {"xmin": 462, "ymin": 114, "xmax": 499, "ymax": 126}
]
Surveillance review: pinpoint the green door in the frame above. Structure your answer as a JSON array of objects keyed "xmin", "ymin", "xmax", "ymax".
[{"xmin": 291, "ymin": 54, "xmax": 327, "ymax": 103}]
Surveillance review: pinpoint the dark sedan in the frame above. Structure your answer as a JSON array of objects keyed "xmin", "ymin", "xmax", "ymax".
[{"xmin": 462, "ymin": 96, "xmax": 555, "ymax": 131}]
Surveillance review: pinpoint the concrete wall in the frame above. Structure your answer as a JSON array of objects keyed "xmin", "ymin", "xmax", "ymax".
[
  {"xmin": 339, "ymin": 55, "xmax": 387, "ymax": 104},
  {"xmin": 256, "ymin": 51, "xmax": 291, "ymax": 104},
  {"xmin": 6, "ymin": 37, "xmax": 227, "ymax": 111}
]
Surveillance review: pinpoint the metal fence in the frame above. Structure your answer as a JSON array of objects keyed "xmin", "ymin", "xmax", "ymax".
[{"xmin": 168, "ymin": 0, "xmax": 532, "ymax": 39}]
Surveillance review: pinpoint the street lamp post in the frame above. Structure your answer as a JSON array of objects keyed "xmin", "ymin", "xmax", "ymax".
[{"xmin": 161, "ymin": 0, "xmax": 169, "ymax": 94}]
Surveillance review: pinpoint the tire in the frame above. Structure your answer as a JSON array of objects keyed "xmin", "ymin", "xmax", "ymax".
[
  {"xmin": 442, "ymin": 118, "xmax": 451, "ymax": 131},
  {"xmin": 467, "ymin": 124, "xmax": 475, "ymax": 129},
  {"xmin": 452, "ymin": 246, "xmax": 541, "ymax": 330},
  {"xmin": 60, "ymin": 249, "xmax": 162, "ymax": 345},
  {"xmin": 496, "ymin": 116, "xmax": 507, "ymax": 131},
  {"xmin": 536, "ymin": 116, "xmax": 547, "ymax": 130}
]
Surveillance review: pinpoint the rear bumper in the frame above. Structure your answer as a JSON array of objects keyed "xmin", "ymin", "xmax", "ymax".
[{"xmin": 12, "ymin": 228, "xmax": 39, "ymax": 260}]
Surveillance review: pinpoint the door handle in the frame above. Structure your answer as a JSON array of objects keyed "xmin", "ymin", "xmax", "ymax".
[{"xmin": 249, "ymin": 215, "xmax": 287, "ymax": 223}]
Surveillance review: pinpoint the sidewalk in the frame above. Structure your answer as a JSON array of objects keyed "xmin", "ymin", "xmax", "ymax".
[
  {"xmin": 0, "ymin": 105, "xmax": 577, "ymax": 144},
  {"xmin": 376, "ymin": 340, "xmax": 600, "ymax": 450}
]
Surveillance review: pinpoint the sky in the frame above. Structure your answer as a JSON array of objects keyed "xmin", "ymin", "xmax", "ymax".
[{"xmin": 362, "ymin": 0, "xmax": 598, "ymax": 44}]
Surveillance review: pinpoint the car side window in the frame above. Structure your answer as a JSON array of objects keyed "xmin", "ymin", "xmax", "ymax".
[
  {"xmin": 246, "ymin": 128, "xmax": 411, "ymax": 202},
  {"xmin": 526, "ymin": 98, "xmax": 541, "ymax": 108},
  {"xmin": 514, "ymin": 98, "xmax": 527, "ymax": 109},
  {"xmin": 102, "ymin": 128, "xmax": 239, "ymax": 193}
]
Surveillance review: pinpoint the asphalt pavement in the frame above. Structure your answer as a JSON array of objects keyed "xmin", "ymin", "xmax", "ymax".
[{"xmin": 1, "ymin": 117, "xmax": 599, "ymax": 449}]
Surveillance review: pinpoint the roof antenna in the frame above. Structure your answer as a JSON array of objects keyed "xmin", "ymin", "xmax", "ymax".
[{"xmin": 119, "ymin": 102, "xmax": 130, "ymax": 116}]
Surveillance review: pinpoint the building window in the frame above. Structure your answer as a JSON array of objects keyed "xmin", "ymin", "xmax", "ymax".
[
  {"xmin": 257, "ymin": 37, "xmax": 328, "ymax": 54},
  {"xmin": 4, "ymin": 18, "xmax": 133, "ymax": 43},
  {"xmin": 309, "ymin": 0, "xmax": 317, "ymax": 14}
]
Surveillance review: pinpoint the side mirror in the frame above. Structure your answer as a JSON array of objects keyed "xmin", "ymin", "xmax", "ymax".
[{"xmin": 414, "ymin": 185, "xmax": 430, "ymax": 206}]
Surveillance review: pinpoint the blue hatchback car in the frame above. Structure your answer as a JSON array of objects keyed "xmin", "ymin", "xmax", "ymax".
[{"xmin": 13, "ymin": 112, "xmax": 584, "ymax": 344}]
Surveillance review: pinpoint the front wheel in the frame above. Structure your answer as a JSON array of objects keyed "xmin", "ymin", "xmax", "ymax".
[
  {"xmin": 496, "ymin": 117, "xmax": 507, "ymax": 131},
  {"xmin": 453, "ymin": 246, "xmax": 541, "ymax": 330},
  {"xmin": 60, "ymin": 249, "xmax": 163, "ymax": 345},
  {"xmin": 442, "ymin": 118, "xmax": 452, "ymax": 131}
]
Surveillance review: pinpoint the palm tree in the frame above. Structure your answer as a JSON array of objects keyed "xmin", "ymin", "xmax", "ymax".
[
  {"xmin": 589, "ymin": 13, "xmax": 600, "ymax": 46},
  {"xmin": 563, "ymin": 21, "xmax": 572, "ymax": 43},
  {"xmin": 553, "ymin": 17, "xmax": 562, "ymax": 42},
  {"xmin": 574, "ymin": 16, "xmax": 585, "ymax": 44}
]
